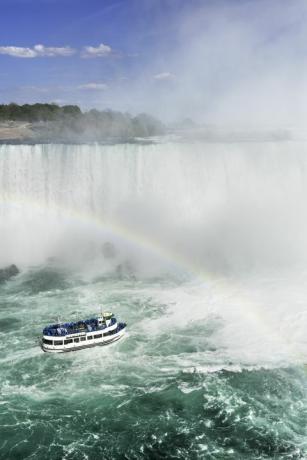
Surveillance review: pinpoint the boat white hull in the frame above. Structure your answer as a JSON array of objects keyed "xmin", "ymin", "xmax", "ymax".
[{"xmin": 41, "ymin": 327, "xmax": 126, "ymax": 353}]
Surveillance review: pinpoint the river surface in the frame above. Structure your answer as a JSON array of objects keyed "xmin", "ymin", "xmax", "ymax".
[{"xmin": 0, "ymin": 140, "xmax": 307, "ymax": 459}]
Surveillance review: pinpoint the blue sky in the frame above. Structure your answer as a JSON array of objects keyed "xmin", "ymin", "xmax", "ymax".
[
  {"xmin": 0, "ymin": 0, "xmax": 306, "ymax": 124},
  {"xmin": 0, "ymin": 0, "xmax": 189, "ymax": 109}
]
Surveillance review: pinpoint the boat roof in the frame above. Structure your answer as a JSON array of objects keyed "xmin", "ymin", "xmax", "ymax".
[{"xmin": 43, "ymin": 313, "xmax": 116, "ymax": 337}]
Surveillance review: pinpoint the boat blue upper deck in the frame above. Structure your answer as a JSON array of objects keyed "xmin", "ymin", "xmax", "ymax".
[{"xmin": 43, "ymin": 316, "xmax": 117, "ymax": 337}]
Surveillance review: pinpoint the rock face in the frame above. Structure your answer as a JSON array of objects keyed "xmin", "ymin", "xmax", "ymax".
[
  {"xmin": 0, "ymin": 121, "xmax": 33, "ymax": 142},
  {"xmin": 0, "ymin": 264, "xmax": 19, "ymax": 283}
]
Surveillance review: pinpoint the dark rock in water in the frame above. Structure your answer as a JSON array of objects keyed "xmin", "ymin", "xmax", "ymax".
[
  {"xmin": 102, "ymin": 242, "xmax": 117, "ymax": 259},
  {"xmin": 46, "ymin": 256, "xmax": 58, "ymax": 264},
  {"xmin": 0, "ymin": 264, "xmax": 19, "ymax": 283},
  {"xmin": 115, "ymin": 260, "xmax": 136, "ymax": 280},
  {"xmin": 19, "ymin": 267, "xmax": 68, "ymax": 294}
]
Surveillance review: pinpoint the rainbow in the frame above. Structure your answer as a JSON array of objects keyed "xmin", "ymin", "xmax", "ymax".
[{"xmin": 0, "ymin": 193, "xmax": 301, "ymax": 364}]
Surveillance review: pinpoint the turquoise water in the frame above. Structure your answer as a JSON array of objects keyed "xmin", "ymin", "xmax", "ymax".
[
  {"xmin": 1, "ymin": 141, "xmax": 307, "ymax": 458},
  {"xmin": 1, "ymin": 266, "xmax": 307, "ymax": 459}
]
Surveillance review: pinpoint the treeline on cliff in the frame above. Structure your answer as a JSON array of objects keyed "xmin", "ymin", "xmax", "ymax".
[{"xmin": 0, "ymin": 103, "xmax": 165, "ymax": 141}]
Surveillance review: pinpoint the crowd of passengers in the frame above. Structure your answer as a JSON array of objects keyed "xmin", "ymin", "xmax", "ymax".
[{"xmin": 43, "ymin": 317, "xmax": 116, "ymax": 336}]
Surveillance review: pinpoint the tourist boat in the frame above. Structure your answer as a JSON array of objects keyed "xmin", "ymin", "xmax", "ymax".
[{"xmin": 40, "ymin": 311, "xmax": 126, "ymax": 353}]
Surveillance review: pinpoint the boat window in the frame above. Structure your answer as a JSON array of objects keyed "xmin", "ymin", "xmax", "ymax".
[
  {"xmin": 81, "ymin": 337, "xmax": 86, "ymax": 341},
  {"xmin": 104, "ymin": 330, "xmax": 114, "ymax": 337},
  {"xmin": 64, "ymin": 339, "xmax": 73, "ymax": 345},
  {"xmin": 95, "ymin": 334, "xmax": 102, "ymax": 339},
  {"xmin": 74, "ymin": 338, "xmax": 80, "ymax": 343},
  {"xmin": 87, "ymin": 335, "xmax": 93, "ymax": 340},
  {"xmin": 54, "ymin": 340, "xmax": 63, "ymax": 346},
  {"xmin": 43, "ymin": 338, "xmax": 53, "ymax": 345}
]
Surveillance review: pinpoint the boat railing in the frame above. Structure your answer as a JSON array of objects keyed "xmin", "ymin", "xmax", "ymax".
[{"xmin": 43, "ymin": 317, "xmax": 117, "ymax": 337}]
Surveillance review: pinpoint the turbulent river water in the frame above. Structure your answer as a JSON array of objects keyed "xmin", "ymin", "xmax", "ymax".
[{"xmin": 1, "ymin": 140, "xmax": 307, "ymax": 459}]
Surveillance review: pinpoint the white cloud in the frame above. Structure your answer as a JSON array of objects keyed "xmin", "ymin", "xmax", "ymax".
[
  {"xmin": 153, "ymin": 72, "xmax": 175, "ymax": 81},
  {"xmin": 0, "ymin": 43, "xmax": 114, "ymax": 59},
  {"xmin": 33, "ymin": 45, "xmax": 76, "ymax": 57},
  {"xmin": 78, "ymin": 83, "xmax": 108, "ymax": 91},
  {"xmin": 81, "ymin": 43, "xmax": 112, "ymax": 58},
  {"xmin": 21, "ymin": 85, "xmax": 50, "ymax": 93},
  {"xmin": 0, "ymin": 46, "xmax": 37, "ymax": 58},
  {"xmin": 0, "ymin": 44, "xmax": 76, "ymax": 58}
]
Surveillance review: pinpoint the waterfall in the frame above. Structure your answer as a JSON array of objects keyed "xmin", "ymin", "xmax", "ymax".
[{"xmin": 0, "ymin": 141, "xmax": 306, "ymax": 271}]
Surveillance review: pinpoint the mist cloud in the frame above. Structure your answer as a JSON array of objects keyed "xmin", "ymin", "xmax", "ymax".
[{"xmin": 105, "ymin": 0, "xmax": 307, "ymax": 126}]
